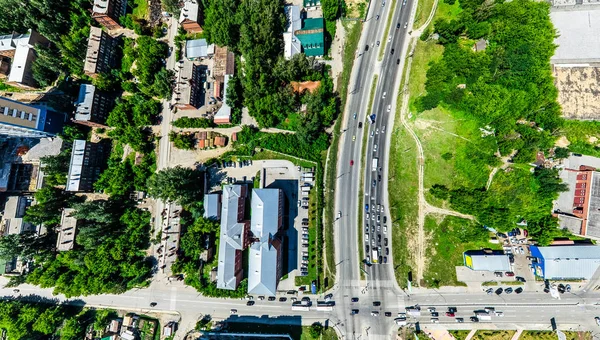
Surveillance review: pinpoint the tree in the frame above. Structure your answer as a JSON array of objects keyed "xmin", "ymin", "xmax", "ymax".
[
  {"xmin": 203, "ymin": 0, "xmax": 240, "ymax": 48},
  {"xmin": 309, "ymin": 322, "xmax": 324, "ymax": 338},
  {"xmin": 161, "ymin": 0, "xmax": 182, "ymax": 17},
  {"xmin": 321, "ymin": 0, "xmax": 339, "ymax": 21},
  {"xmin": 32, "ymin": 307, "xmax": 63, "ymax": 335},
  {"xmin": 41, "ymin": 153, "xmax": 69, "ymax": 186},
  {"xmin": 60, "ymin": 317, "xmax": 84, "ymax": 340},
  {"xmin": 430, "ymin": 184, "xmax": 450, "ymax": 200},
  {"xmin": 147, "ymin": 166, "xmax": 204, "ymax": 204},
  {"xmin": 554, "ymin": 147, "xmax": 570, "ymax": 159}
]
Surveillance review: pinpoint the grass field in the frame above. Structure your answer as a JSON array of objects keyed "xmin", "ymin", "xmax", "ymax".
[
  {"xmin": 520, "ymin": 331, "xmax": 592, "ymax": 340},
  {"xmin": 422, "ymin": 215, "xmax": 499, "ymax": 287},
  {"xmin": 449, "ymin": 330, "xmax": 471, "ymax": 340},
  {"xmin": 132, "ymin": 0, "xmax": 149, "ymax": 20},
  {"xmin": 472, "ymin": 330, "xmax": 515, "ymax": 340},
  {"xmin": 300, "ymin": 326, "xmax": 338, "ymax": 339}
]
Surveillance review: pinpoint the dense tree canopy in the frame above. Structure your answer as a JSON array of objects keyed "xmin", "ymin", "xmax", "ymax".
[{"xmin": 147, "ymin": 166, "xmax": 204, "ymax": 204}]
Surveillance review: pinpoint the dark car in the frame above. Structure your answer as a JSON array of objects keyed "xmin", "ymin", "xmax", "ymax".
[
  {"xmin": 431, "ymin": 312, "xmax": 439, "ymax": 317},
  {"xmin": 470, "ymin": 316, "xmax": 479, "ymax": 322},
  {"xmin": 558, "ymin": 284, "xmax": 565, "ymax": 293},
  {"xmin": 373, "ymin": 301, "xmax": 381, "ymax": 306},
  {"xmin": 383, "ymin": 256, "xmax": 387, "ymax": 263},
  {"xmin": 378, "ymin": 256, "xmax": 383, "ymax": 263},
  {"xmin": 366, "ymin": 245, "xmax": 370, "ymax": 253},
  {"xmin": 391, "ymin": 49, "xmax": 395, "ymax": 54},
  {"xmin": 384, "ymin": 238, "xmax": 388, "ymax": 246},
  {"xmin": 351, "ymin": 309, "xmax": 359, "ymax": 315},
  {"xmin": 365, "ymin": 45, "xmax": 369, "ymax": 51},
  {"xmin": 505, "ymin": 287, "xmax": 513, "ymax": 294},
  {"xmin": 508, "ymin": 255, "xmax": 515, "ymax": 264},
  {"xmin": 351, "ymin": 297, "xmax": 359, "ymax": 302},
  {"xmin": 372, "ymin": 180, "xmax": 376, "ymax": 187},
  {"xmin": 396, "ymin": 58, "xmax": 400, "ymax": 65},
  {"xmin": 378, "ymin": 174, "xmax": 382, "ymax": 181},
  {"xmin": 150, "ymin": 302, "xmax": 157, "ymax": 307},
  {"xmin": 247, "ymin": 301, "xmax": 255, "ymax": 306},
  {"xmin": 385, "ymin": 248, "xmax": 389, "ymax": 255},
  {"xmin": 377, "ymin": 234, "xmax": 381, "ymax": 243},
  {"xmin": 279, "ymin": 297, "xmax": 287, "ymax": 302},
  {"xmin": 448, "ymin": 307, "xmax": 457, "ymax": 313},
  {"xmin": 516, "ymin": 276, "xmax": 526, "ymax": 283},
  {"xmin": 495, "ymin": 288, "xmax": 503, "ymax": 295},
  {"xmin": 396, "ymin": 23, "xmax": 401, "ymax": 29},
  {"xmin": 515, "ymin": 287, "xmax": 523, "ymax": 294},
  {"xmin": 383, "ymin": 216, "xmax": 387, "ymax": 223},
  {"xmin": 302, "ymin": 296, "xmax": 311, "ymax": 302},
  {"xmin": 497, "ymin": 232, "xmax": 507, "ymax": 238},
  {"xmin": 365, "ymin": 204, "xmax": 369, "ymax": 212},
  {"xmin": 385, "ymin": 312, "xmax": 392, "ymax": 317},
  {"xmin": 358, "ymin": 122, "xmax": 363, "ymax": 128},
  {"xmin": 268, "ymin": 296, "xmax": 276, "ymax": 301}
]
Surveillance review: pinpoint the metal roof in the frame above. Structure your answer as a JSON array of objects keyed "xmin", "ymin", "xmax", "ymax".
[
  {"xmin": 550, "ymin": 7, "xmax": 600, "ymax": 65},
  {"xmin": 214, "ymin": 75, "xmax": 231, "ymax": 123},
  {"xmin": 283, "ymin": 6, "xmax": 302, "ymax": 59},
  {"xmin": 217, "ymin": 185, "xmax": 247, "ymax": 290},
  {"xmin": 74, "ymin": 84, "xmax": 96, "ymax": 122},
  {"xmin": 295, "ymin": 18, "xmax": 325, "ymax": 57},
  {"xmin": 203, "ymin": 193, "xmax": 221, "ymax": 221},
  {"xmin": 248, "ymin": 189, "xmax": 282, "ymax": 296},
  {"xmin": 57, "ymin": 208, "xmax": 77, "ymax": 251},
  {"xmin": 179, "ymin": 0, "xmax": 200, "ymax": 23},
  {"xmin": 66, "ymin": 140, "xmax": 86, "ymax": 192},
  {"xmin": 186, "ymin": 39, "xmax": 208, "ymax": 59},
  {"xmin": 464, "ymin": 252, "xmax": 511, "ymax": 271},
  {"xmin": 532, "ymin": 245, "xmax": 600, "ymax": 279}
]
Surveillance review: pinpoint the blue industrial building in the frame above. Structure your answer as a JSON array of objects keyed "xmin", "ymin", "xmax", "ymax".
[{"xmin": 530, "ymin": 245, "xmax": 600, "ymax": 280}]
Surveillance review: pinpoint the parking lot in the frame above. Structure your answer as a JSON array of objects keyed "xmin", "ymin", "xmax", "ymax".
[{"xmin": 207, "ymin": 159, "xmax": 315, "ymax": 292}]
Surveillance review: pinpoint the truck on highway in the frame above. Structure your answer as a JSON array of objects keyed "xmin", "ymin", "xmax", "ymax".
[
  {"xmin": 474, "ymin": 311, "xmax": 491, "ymax": 321},
  {"xmin": 406, "ymin": 307, "xmax": 421, "ymax": 317},
  {"xmin": 372, "ymin": 158, "xmax": 378, "ymax": 171},
  {"xmin": 372, "ymin": 249, "xmax": 379, "ymax": 263}
]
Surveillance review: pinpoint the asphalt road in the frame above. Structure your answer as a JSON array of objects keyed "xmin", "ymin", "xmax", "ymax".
[{"xmin": 332, "ymin": 0, "xmax": 415, "ymax": 337}]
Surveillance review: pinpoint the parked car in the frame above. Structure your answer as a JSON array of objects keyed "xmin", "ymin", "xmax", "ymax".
[
  {"xmin": 515, "ymin": 287, "xmax": 523, "ymax": 294},
  {"xmin": 495, "ymin": 288, "xmax": 503, "ymax": 295},
  {"xmin": 505, "ymin": 271, "xmax": 515, "ymax": 277},
  {"xmin": 516, "ymin": 276, "xmax": 526, "ymax": 283},
  {"xmin": 384, "ymin": 238, "xmax": 388, "ymax": 246},
  {"xmin": 351, "ymin": 297, "xmax": 359, "ymax": 302},
  {"xmin": 247, "ymin": 301, "xmax": 255, "ymax": 306},
  {"xmin": 470, "ymin": 317, "xmax": 479, "ymax": 322},
  {"xmin": 505, "ymin": 288, "xmax": 513, "ymax": 294}
]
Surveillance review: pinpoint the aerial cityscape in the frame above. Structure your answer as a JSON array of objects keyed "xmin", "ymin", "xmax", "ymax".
[{"xmin": 0, "ymin": 0, "xmax": 598, "ymax": 339}]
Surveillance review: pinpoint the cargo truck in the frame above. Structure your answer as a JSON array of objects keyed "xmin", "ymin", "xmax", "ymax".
[
  {"xmin": 372, "ymin": 249, "xmax": 379, "ymax": 263},
  {"xmin": 372, "ymin": 158, "xmax": 378, "ymax": 171}
]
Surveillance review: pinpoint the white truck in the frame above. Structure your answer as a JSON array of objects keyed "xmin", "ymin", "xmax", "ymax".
[
  {"xmin": 475, "ymin": 312, "xmax": 492, "ymax": 321},
  {"xmin": 372, "ymin": 158, "xmax": 378, "ymax": 171},
  {"xmin": 372, "ymin": 249, "xmax": 379, "ymax": 263}
]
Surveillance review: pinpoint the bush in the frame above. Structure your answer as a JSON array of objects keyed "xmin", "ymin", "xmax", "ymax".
[
  {"xmin": 169, "ymin": 132, "xmax": 195, "ymax": 150},
  {"xmin": 172, "ymin": 117, "xmax": 215, "ymax": 128}
]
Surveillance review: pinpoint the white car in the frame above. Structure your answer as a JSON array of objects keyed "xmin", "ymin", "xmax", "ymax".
[
  {"xmin": 371, "ymin": 311, "xmax": 379, "ymax": 316},
  {"xmin": 376, "ymin": 128, "xmax": 379, "ymax": 134},
  {"xmin": 387, "ymin": 105, "xmax": 391, "ymax": 112},
  {"xmin": 382, "ymin": 92, "xmax": 386, "ymax": 99},
  {"xmin": 384, "ymin": 226, "xmax": 387, "ymax": 233},
  {"xmin": 337, "ymin": 211, "xmax": 342, "ymax": 219},
  {"xmin": 388, "ymin": 35, "xmax": 391, "ymax": 43},
  {"xmin": 595, "ymin": 317, "xmax": 600, "ymax": 326},
  {"xmin": 371, "ymin": 130, "xmax": 374, "ymax": 137},
  {"xmin": 382, "ymin": 126, "xmax": 386, "ymax": 133},
  {"xmin": 365, "ymin": 233, "xmax": 369, "ymax": 241},
  {"xmin": 366, "ymin": 213, "xmax": 370, "ymax": 220},
  {"xmin": 431, "ymin": 318, "xmax": 439, "ymax": 323},
  {"xmin": 427, "ymin": 307, "xmax": 436, "ymax": 313},
  {"xmin": 374, "ymin": 144, "xmax": 378, "ymax": 152}
]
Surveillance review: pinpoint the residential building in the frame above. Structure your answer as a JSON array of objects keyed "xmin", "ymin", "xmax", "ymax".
[
  {"xmin": 92, "ymin": 0, "xmax": 127, "ymax": 30},
  {"xmin": 463, "ymin": 250, "xmax": 511, "ymax": 272},
  {"xmin": 213, "ymin": 46, "xmax": 235, "ymax": 79},
  {"xmin": 283, "ymin": 6, "xmax": 302, "ymax": 60},
  {"xmin": 186, "ymin": 39, "xmax": 212, "ymax": 60},
  {"xmin": 213, "ymin": 75, "xmax": 231, "ymax": 124},
  {"xmin": 203, "ymin": 192, "xmax": 222, "ymax": 221},
  {"xmin": 304, "ymin": 0, "xmax": 321, "ymax": 9},
  {"xmin": 0, "ymin": 196, "xmax": 39, "ymax": 236},
  {"xmin": 56, "ymin": 208, "xmax": 78, "ymax": 251},
  {"xmin": 0, "ymin": 30, "xmax": 49, "ymax": 89},
  {"xmin": 84, "ymin": 27, "xmax": 119, "ymax": 78},
  {"xmin": 0, "ymin": 96, "xmax": 64, "ymax": 138},
  {"xmin": 554, "ymin": 155, "xmax": 600, "ymax": 239},
  {"xmin": 73, "ymin": 84, "xmax": 113, "ymax": 127},
  {"xmin": 248, "ymin": 189, "xmax": 284, "ymax": 296},
  {"xmin": 217, "ymin": 184, "xmax": 250, "ymax": 290},
  {"xmin": 295, "ymin": 18, "xmax": 325, "ymax": 57},
  {"xmin": 180, "ymin": 0, "xmax": 203, "ymax": 33},
  {"xmin": 531, "ymin": 244, "xmax": 600, "ymax": 280},
  {"xmin": 174, "ymin": 63, "xmax": 207, "ymax": 110},
  {"xmin": 66, "ymin": 139, "xmax": 111, "ymax": 192}
]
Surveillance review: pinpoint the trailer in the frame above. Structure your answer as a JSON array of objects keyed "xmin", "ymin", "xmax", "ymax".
[{"xmin": 372, "ymin": 158, "xmax": 378, "ymax": 171}]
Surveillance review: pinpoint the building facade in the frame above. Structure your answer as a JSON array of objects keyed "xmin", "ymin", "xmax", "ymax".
[
  {"xmin": 66, "ymin": 139, "xmax": 111, "ymax": 192},
  {"xmin": 92, "ymin": 0, "xmax": 127, "ymax": 30},
  {"xmin": 531, "ymin": 244, "xmax": 600, "ymax": 280},
  {"xmin": 74, "ymin": 84, "xmax": 113, "ymax": 127},
  {"xmin": 0, "ymin": 97, "xmax": 64, "ymax": 138},
  {"xmin": 84, "ymin": 27, "xmax": 119, "ymax": 78}
]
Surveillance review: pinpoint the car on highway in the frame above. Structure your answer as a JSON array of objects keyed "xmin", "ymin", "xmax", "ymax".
[
  {"xmin": 365, "ymin": 245, "xmax": 369, "ymax": 252},
  {"xmin": 376, "ymin": 41, "xmax": 380, "ymax": 46},
  {"xmin": 376, "ymin": 15, "xmax": 380, "ymax": 20},
  {"xmin": 371, "ymin": 311, "xmax": 379, "ymax": 316},
  {"xmin": 365, "ymin": 204, "xmax": 369, "ymax": 212},
  {"xmin": 359, "ymin": 122, "xmax": 363, "ymax": 128},
  {"xmin": 427, "ymin": 307, "xmax": 436, "ymax": 313},
  {"xmin": 404, "ymin": 22, "xmax": 408, "ymax": 28},
  {"xmin": 387, "ymin": 105, "xmax": 391, "ymax": 112},
  {"xmin": 456, "ymin": 318, "xmax": 464, "ymax": 323},
  {"xmin": 350, "ymin": 159, "xmax": 354, "ymax": 165},
  {"xmin": 431, "ymin": 318, "xmax": 439, "ymax": 323},
  {"xmin": 377, "ymin": 215, "xmax": 381, "ymax": 223},
  {"xmin": 374, "ymin": 144, "xmax": 378, "ymax": 152},
  {"xmin": 383, "ymin": 256, "xmax": 387, "ymax": 263},
  {"xmin": 382, "ymin": 126, "xmax": 386, "ymax": 133},
  {"xmin": 431, "ymin": 312, "xmax": 439, "ymax": 317},
  {"xmin": 354, "ymin": 112, "xmax": 357, "ymax": 119},
  {"xmin": 351, "ymin": 297, "xmax": 359, "ymax": 302},
  {"xmin": 382, "ymin": 92, "xmax": 386, "ymax": 99},
  {"xmin": 230, "ymin": 309, "xmax": 237, "ymax": 314},
  {"xmin": 247, "ymin": 301, "xmax": 255, "ymax": 306},
  {"xmin": 378, "ymin": 174, "xmax": 381, "ymax": 181},
  {"xmin": 337, "ymin": 211, "xmax": 342, "ymax": 219},
  {"xmin": 352, "ymin": 135, "xmax": 355, "ymax": 141},
  {"xmin": 150, "ymin": 302, "xmax": 157, "ymax": 307},
  {"xmin": 385, "ymin": 312, "xmax": 392, "ymax": 317},
  {"xmin": 383, "ymin": 225, "xmax": 387, "ymax": 233},
  {"xmin": 366, "ymin": 213, "xmax": 370, "ymax": 220},
  {"xmin": 391, "ymin": 48, "xmax": 395, "ymax": 54},
  {"xmin": 396, "ymin": 58, "xmax": 400, "ymax": 65},
  {"xmin": 372, "ymin": 180, "xmax": 376, "ymax": 187},
  {"xmin": 373, "ymin": 301, "xmax": 381, "ymax": 306},
  {"xmin": 376, "ymin": 128, "xmax": 379, "ymax": 134},
  {"xmin": 385, "ymin": 248, "xmax": 389, "ymax": 255},
  {"xmin": 384, "ymin": 238, "xmax": 388, "ymax": 246},
  {"xmin": 446, "ymin": 312, "xmax": 455, "ymax": 317},
  {"xmin": 302, "ymin": 296, "xmax": 311, "ymax": 302},
  {"xmin": 365, "ymin": 233, "xmax": 369, "ymax": 242},
  {"xmin": 371, "ymin": 130, "xmax": 374, "ymax": 137},
  {"xmin": 366, "ymin": 255, "xmax": 370, "ymax": 263},
  {"xmin": 515, "ymin": 287, "xmax": 523, "ymax": 294},
  {"xmin": 566, "ymin": 284, "xmax": 571, "ymax": 292},
  {"xmin": 470, "ymin": 317, "xmax": 479, "ymax": 322},
  {"xmin": 351, "ymin": 309, "xmax": 359, "ymax": 315}
]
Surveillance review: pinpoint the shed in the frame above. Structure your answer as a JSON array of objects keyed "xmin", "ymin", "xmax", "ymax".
[
  {"xmin": 463, "ymin": 250, "xmax": 511, "ymax": 271},
  {"xmin": 186, "ymin": 39, "xmax": 208, "ymax": 60}
]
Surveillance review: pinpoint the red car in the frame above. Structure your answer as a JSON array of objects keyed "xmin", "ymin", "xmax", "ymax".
[
  {"xmin": 445, "ymin": 312, "xmax": 455, "ymax": 317},
  {"xmin": 350, "ymin": 160, "xmax": 354, "ymax": 166},
  {"xmin": 505, "ymin": 271, "xmax": 515, "ymax": 277}
]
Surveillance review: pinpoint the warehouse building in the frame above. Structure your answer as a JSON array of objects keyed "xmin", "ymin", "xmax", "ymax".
[
  {"xmin": 463, "ymin": 250, "xmax": 511, "ymax": 272},
  {"xmin": 531, "ymin": 245, "xmax": 600, "ymax": 280}
]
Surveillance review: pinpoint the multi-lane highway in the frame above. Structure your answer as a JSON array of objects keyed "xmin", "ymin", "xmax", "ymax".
[{"xmin": 333, "ymin": 0, "xmax": 416, "ymax": 337}]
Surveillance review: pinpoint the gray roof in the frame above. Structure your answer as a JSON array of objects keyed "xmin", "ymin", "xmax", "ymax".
[
  {"xmin": 214, "ymin": 75, "xmax": 231, "ymax": 122},
  {"xmin": 74, "ymin": 84, "xmax": 96, "ymax": 122},
  {"xmin": 186, "ymin": 39, "xmax": 208, "ymax": 59},
  {"xmin": 550, "ymin": 7, "xmax": 600, "ymax": 65},
  {"xmin": 66, "ymin": 140, "xmax": 86, "ymax": 192},
  {"xmin": 535, "ymin": 245, "xmax": 600, "ymax": 279},
  {"xmin": 57, "ymin": 208, "xmax": 77, "ymax": 251},
  {"xmin": 586, "ymin": 172, "xmax": 600, "ymax": 239},
  {"xmin": 248, "ymin": 189, "xmax": 282, "ymax": 296},
  {"xmin": 217, "ymin": 185, "xmax": 247, "ymax": 290},
  {"xmin": 203, "ymin": 193, "xmax": 221, "ymax": 221},
  {"xmin": 283, "ymin": 5, "xmax": 302, "ymax": 59},
  {"xmin": 464, "ymin": 253, "xmax": 511, "ymax": 271},
  {"xmin": 179, "ymin": 0, "xmax": 200, "ymax": 23},
  {"xmin": 1, "ymin": 196, "xmax": 36, "ymax": 236}
]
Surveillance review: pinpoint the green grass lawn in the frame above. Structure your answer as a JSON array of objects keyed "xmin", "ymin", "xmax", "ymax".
[
  {"xmin": 300, "ymin": 326, "xmax": 338, "ymax": 340},
  {"xmin": 472, "ymin": 330, "xmax": 515, "ymax": 340},
  {"xmin": 132, "ymin": 0, "xmax": 149, "ymax": 20},
  {"xmin": 0, "ymin": 79, "xmax": 22, "ymax": 92},
  {"xmin": 422, "ymin": 215, "xmax": 500, "ymax": 287},
  {"xmin": 520, "ymin": 331, "xmax": 592, "ymax": 340},
  {"xmin": 449, "ymin": 330, "xmax": 471, "ymax": 340},
  {"xmin": 388, "ymin": 122, "xmax": 419, "ymax": 288}
]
